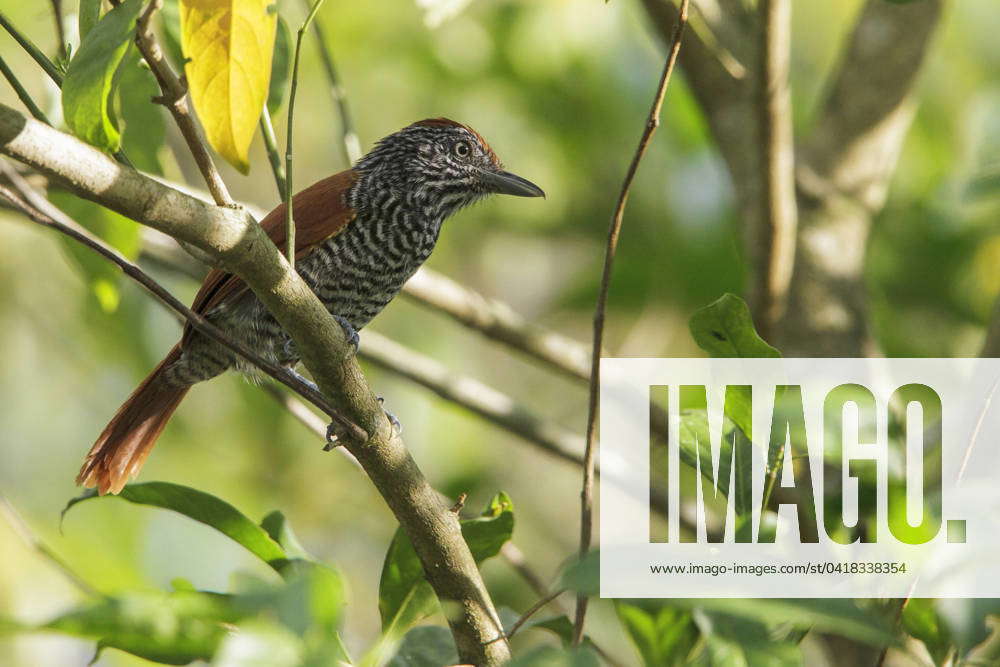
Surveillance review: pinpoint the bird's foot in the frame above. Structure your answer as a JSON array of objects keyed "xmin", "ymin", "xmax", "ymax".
[
  {"xmin": 324, "ymin": 421, "xmax": 344, "ymax": 450},
  {"xmin": 334, "ymin": 315, "xmax": 360, "ymax": 357},
  {"xmin": 378, "ymin": 396, "xmax": 402, "ymax": 436}
]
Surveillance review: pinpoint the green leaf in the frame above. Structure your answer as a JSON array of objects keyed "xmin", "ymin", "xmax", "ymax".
[
  {"xmin": 508, "ymin": 645, "xmax": 601, "ymax": 667},
  {"xmin": 559, "ymin": 550, "xmax": 599, "ymax": 598},
  {"xmin": 693, "ymin": 611, "xmax": 801, "ymax": 666},
  {"xmin": 670, "ymin": 599, "xmax": 896, "ymax": 648},
  {"xmin": 62, "ymin": 482, "xmax": 289, "ymax": 571},
  {"xmin": 378, "ymin": 493, "xmax": 514, "ymax": 636},
  {"xmin": 689, "ymin": 293, "xmax": 780, "ymax": 358},
  {"xmin": 180, "ymin": 0, "xmax": 278, "ymax": 173},
  {"xmin": 267, "ymin": 16, "xmax": 292, "ymax": 115},
  {"xmin": 79, "ymin": 0, "xmax": 102, "ymax": 40},
  {"xmin": 62, "ymin": 0, "xmax": 145, "ymax": 152},
  {"xmin": 48, "ymin": 191, "xmax": 141, "ymax": 313},
  {"xmin": 677, "ymin": 408, "xmax": 753, "ymax": 515},
  {"xmin": 616, "ymin": 600, "xmax": 699, "ymax": 666},
  {"xmin": 387, "ymin": 626, "xmax": 458, "ymax": 667},
  {"xmin": 902, "ymin": 599, "xmax": 952, "ymax": 666},
  {"xmin": 116, "ymin": 48, "xmax": 166, "ymax": 174},
  {"xmin": 43, "ymin": 590, "xmax": 241, "ymax": 664}
]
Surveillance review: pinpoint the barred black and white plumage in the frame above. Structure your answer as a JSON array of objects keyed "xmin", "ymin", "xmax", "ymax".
[{"xmin": 78, "ymin": 118, "xmax": 544, "ymax": 494}]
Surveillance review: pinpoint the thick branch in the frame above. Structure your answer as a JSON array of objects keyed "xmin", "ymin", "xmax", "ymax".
[
  {"xmin": 781, "ymin": 0, "xmax": 944, "ymax": 355},
  {"xmin": 0, "ymin": 103, "xmax": 508, "ymax": 665}
]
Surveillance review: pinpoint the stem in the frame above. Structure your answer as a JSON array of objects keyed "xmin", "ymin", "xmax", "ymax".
[
  {"xmin": 753, "ymin": 0, "xmax": 797, "ymax": 339},
  {"xmin": 284, "ymin": 0, "xmax": 327, "ymax": 269},
  {"xmin": 507, "ymin": 588, "xmax": 566, "ymax": 639},
  {"xmin": 572, "ymin": 0, "xmax": 690, "ymax": 645},
  {"xmin": 50, "ymin": 0, "xmax": 68, "ymax": 63},
  {"xmin": 0, "ymin": 54, "xmax": 50, "ymax": 124},
  {"xmin": 301, "ymin": 0, "xmax": 361, "ymax": 165},
  {"xmin": 0, "ymin": 10, "xmax": 64, "ymax": 85},
  {"xmin": 260, "ymin": 105, "xmax": 287, "ymax": 199},
  {"xmin": 125, "ymin": 0, "xmax": 234, "ymax": 207}
]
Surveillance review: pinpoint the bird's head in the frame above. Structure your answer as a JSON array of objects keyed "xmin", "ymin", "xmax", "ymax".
[{"xmin": 353, "ymin": 118, "xmax": 544, "ymax": 218}]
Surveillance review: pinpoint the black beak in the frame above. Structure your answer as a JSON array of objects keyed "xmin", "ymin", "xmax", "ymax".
[{"xmin": 481, "ymin": 169, "xmax": 545, "ymax": 198}]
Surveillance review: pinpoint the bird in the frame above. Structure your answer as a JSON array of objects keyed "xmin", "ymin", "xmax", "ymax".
[{"xmin": 77, "ymin": 118, "xmax": 544, "ymax": 495}]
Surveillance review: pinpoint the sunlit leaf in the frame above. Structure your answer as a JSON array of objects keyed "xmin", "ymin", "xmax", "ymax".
[
  {"xmin": 180, "ymin": 0, "xmax": 278, "ymax": 173},
  {"xmin": 62, "ymin": 0, "xmax": 144, "ymax": 152},
  {"xmin": 62, "ymin": 481, "xmax": 288, "ymax": 571}
]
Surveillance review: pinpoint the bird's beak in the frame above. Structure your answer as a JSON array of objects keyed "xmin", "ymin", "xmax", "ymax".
[{"xmin": 481, "ymin": 169, "xmax": 545, "ymax": 198}]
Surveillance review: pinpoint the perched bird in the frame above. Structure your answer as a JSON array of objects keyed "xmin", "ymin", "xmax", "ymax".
[{"xmin": 77, "ymin": 118, "xmax": 544, "ymax": 494}]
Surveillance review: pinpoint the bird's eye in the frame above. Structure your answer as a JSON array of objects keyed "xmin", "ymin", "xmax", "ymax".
[{"xmin": 453, "ymin": 141, "xmax": 471, "ymax": 158}]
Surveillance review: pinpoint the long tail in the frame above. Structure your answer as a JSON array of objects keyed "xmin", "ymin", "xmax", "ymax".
[{"xmin": 77, "ymin": 345, "xmax": 190, "ymax": 495}]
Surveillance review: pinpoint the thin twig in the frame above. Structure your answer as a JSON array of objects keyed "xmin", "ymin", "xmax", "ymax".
[
  {"xmin": 260, "ymin": 105, "xmax": 288, "ymax": 199},
  {"xmin": 49, "ymin": 0, "xmax": 68, "ymax": 63},
  {"xmin": 753, "ymin": 0, "xmax": 797, "ymax": 339},
  {"xmin": 284, "ymin": 0, "xmax": 328, "ymax": 269},
  {"xmin": 359, "ymin": 331, "xmax": 586, "ymax": 467},
  {"xmin": 121, "ymin": 0, "xmax": 234, "ymax": 207},
  {"xmin": 507, "ymin": 588, "xmax": 566, "ymax": 639},
  {"xmin": 0, "ymin": 493, "xmax": 97, "ymax": 596},
  {"xmin": 0, "ymin": 10, "xmax": 64, "ymax": 85},
  {"xmin": 302, "ymin": 0, "xmax": 361, "ymax": 166},
  {"xmin": 0, "ymin": 164, "xmax": 364, "ymax": 442},
  {"xmin": 402, "ymin": 269, "xmax": 591, "ymax": 381},
  {"xmin": 0, "ymin": 53, "xmax": 50, "ymax": 124},
  {"xmin": 573, "ymin": 0, "xmax": 689, "ymax": 644}
]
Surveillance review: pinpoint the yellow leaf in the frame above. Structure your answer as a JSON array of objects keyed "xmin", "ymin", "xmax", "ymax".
[{"xmin": 179, "ymin": 0, "xmax": 277, "ymax": 173}]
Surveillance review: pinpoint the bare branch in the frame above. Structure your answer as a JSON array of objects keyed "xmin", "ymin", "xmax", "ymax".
[
  {"xmin": 302, "ymin": 0, "xmax": 362, "ymax": 166},
  {"xmin": 574, "ymin": 0, "xmax": 690, "ymax": 644},
  {"xmin": 506, "ymin": 588, "xmax": 567, "ymax": 639},
  {"xmin": 0, "ymin": 103, "xmax": 508, "ymax": 664},
  {"xmin": 124, "ymin": 0, "xmax": 234, "ymax": 207},
  {"xmin": 0, "ymin": 53, "xmax": 50, "ymax": 124},
  {"xmin": 360, "ymin": 331, "xmax": 586, "ymax": 467},
  {"xmin": 752, "ymin": 0, "xmax": 797, "ymax": 339}
]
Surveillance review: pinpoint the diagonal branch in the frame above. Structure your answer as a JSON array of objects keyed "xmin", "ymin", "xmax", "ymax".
[
  {"xmin": 0, "ymin": 161, "xmax": 359, "ymax": 439},
  {"xmin": 574, "ymin": 0, "xmax": 690, "ymax": 644},
  {"xmin": 0, "ymin": 103, "xmax": 509, "ymax": 665},
  {"xmin": 124, "ymin": 0, "xmax": 234, "ymax": 207}
]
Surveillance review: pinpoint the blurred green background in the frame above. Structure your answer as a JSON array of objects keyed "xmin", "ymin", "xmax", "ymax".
[{"xmin": 1, "ymin": 0, "xmax": 998, "ymax": 664}]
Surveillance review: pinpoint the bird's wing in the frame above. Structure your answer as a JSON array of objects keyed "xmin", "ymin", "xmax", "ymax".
[{"xmin": 182, "ymin": 169, "xmax": 359, "ymax": 345}]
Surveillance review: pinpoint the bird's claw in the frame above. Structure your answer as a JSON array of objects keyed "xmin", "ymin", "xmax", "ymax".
[
  {"xmin": 334, "ymin": 315, "xmax": 360, "ymax": 356},
  {"xmin": 324, "ymin": 422, "xmax": 344, "ymax": 450},
  {"xmin": 378, "ymin": 396, "xmax": 402, "ymax": 435}
]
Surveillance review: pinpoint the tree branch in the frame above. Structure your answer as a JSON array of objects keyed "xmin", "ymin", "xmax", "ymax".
[
  {"xmin": 0, "ymin": 103, "xmax": 509, "ymax": 665},
  {"xmin": 0, "ymin": 161, "xmax": 360, "ymax": 439},
  {"xmin": 574, "ymin": 0, "xmax": 689, "ymax": 644},
  {"xmin": 124, "ymin": 0, "xmax": 234, "ymax": 207},
  {"xmin": 781, "ymin": 0, "xmax": 944, "ymax": 355},
  {"xmin": 752, "ymin": 0, "xmax": 797, "ymax": 339}
]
